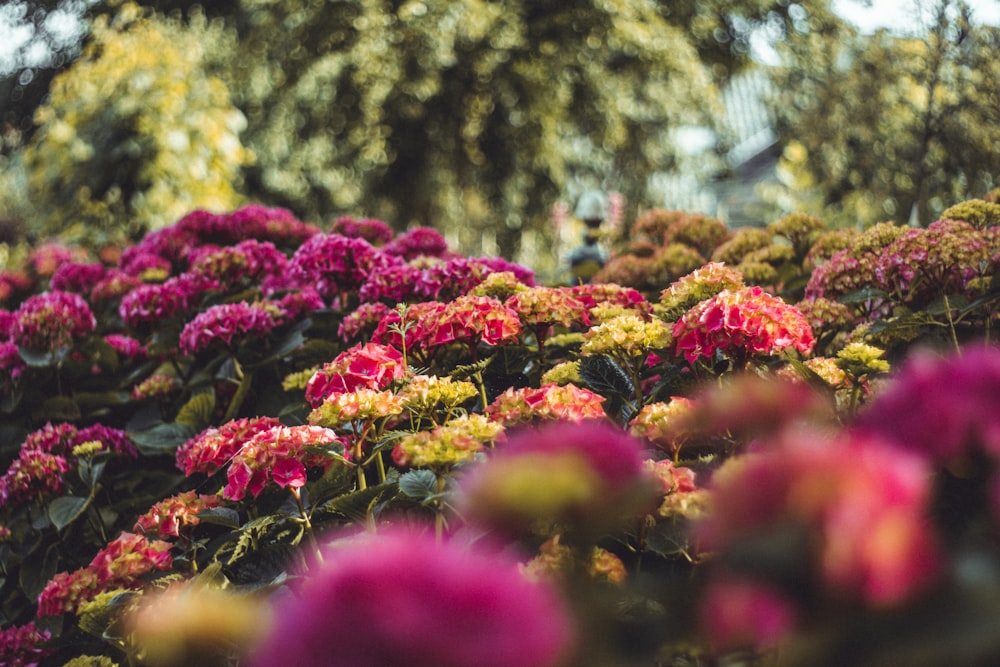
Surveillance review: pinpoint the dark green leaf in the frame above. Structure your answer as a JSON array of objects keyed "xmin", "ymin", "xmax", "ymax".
[
  {"xmin": 49, "ymin": 495, "xmax": 91, "ymax": 531},
  {"xmin": 19, "ymin": 543, "xmax": 60, "ymax": 600},
  {"xmin": 399, "ymin": 470, "xmax": 438, "ymax": 501},
  {"xmin": 196, "ymin": 507, "xmax": 241, "ymax": 530},
  {"xmin": 17, "ymin": 347, "xmax": 55, "ymax": 367},
  {"xmin": 78, "ymin": 459, "xmax": 108, "ymax": 489},
  {"xmin": 37, "ymin": 395, "xmax": 81, "ymax": 421},
  {"xmin": 129, "ymin": 422, "xmax": 198, "ymax": 455},
  {"xmin": 175, "ymin": 392, "xmax": 216, "ymax": 430},
  {"xmin": 838, "ymin": 287, "xmax": 889, "ymax": 305},
  {"xmin": 317, "ymin": 482, "xmax": 397, "ymax": 524}
]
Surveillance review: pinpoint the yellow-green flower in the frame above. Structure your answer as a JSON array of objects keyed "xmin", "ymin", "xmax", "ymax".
[
  {"xmin": 837, "ymin": 342, "xmax": 890, "ymax": 377},
  {"xmin": 540, "ymin": 361, "xmax": 581, "ymax": 386},
  {"xmin": 581, "ymin": 313, "xmax": 673, "ymax": 359},
  {"xmin": 308, "ymin": 389, "xmax": 404, "ymax": 427},
  {"xmin": 392, "ymin": 414, "xmax": 503, "ymax": 468},
  {"xmin": 398, "ymin": 375, "xmax": 478, "ymax": 415}
]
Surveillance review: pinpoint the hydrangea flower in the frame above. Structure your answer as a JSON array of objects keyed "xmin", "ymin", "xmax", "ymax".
[
  {"xmin": 699, "ymin": 578, "xmax": 797, "ymax": 651},
  {"xmin": 569, "ymin": 282, "xmax": 650, "ymax": 314},
  {"xmin": 190, "ymin": 239, "xmax": 289, "ymax": 287},
  {"xmin": 289, "ymin": 233, "xmax": 399, "ymax": 298},
  {"xmin": 392, "ymin": 413, "xmax": 504, "ymax": 469},
  {"xmin": 304, "ymin": 342, "xmax": 406, "ymax": 408},
  {"xmin": 581, "ymin": 313, "xmax": 673, "ymax": 359},
  {"xmin": 89, "ymin": 269, "xmax": 142, "ymax": 304},
  {"xmin": 249, "ymin": 529, "xmax": 575, "ymax": 667},
  {"xmin": 658, "ymin": 262, "xmax": 745, "ymax": 321},
  {"xmin": 12, "ymin": 290, "xmax": 96, "ymax": 351},
  {"xmin": 697, "ymin": 430, "xmax": 941, "ymax": 608},
  {"xmin": 132, "ymin": 373, "xmax": 178, "ymax": 401},
  {"xmin": 382, "ymin": 226, "xmax": 451, "ymax": 260},
  {"xmin": 50, "ymin": 261, "xmax": 107, "ymax": 294},
  {"xmin": 223, "ymin": 425, "xmax": 342, "ymax": 501},
  {"xmin": 433, "ymin": 295, "xmax": 522, "ymax": 349},
  {"xmin": 178, "ymin": 301, "xmax": 278, "ymax": 355},
  {"xmin": 104, "ymin": 333, "xmax": 145, "ymax": 361},
  {"xmin": 339, "ymin": 302, "xmax": 393, "ymax": 342},
  {"xmin": 119, "ymin": 272, "xmax": 219, "ymax": 328},
  {"xmin": 485, "ymin": 383, "xmax": 607, "ymax": 424},
  {"xmin": 176, "ymin": 416, "xmax": 283, "ymax": 476},
  {"xmin": 397, "ymin": 374, "xmax": 479, "ymax": 418},
  {"xmin": 506, "ymin": 286, "xmax": 591, "ymax": 337},
  {"xmin": 0, "ymin": 621, "xmax": 54, "ymax": 667},
  {"xmin": 307, "ymin": 388, "xmax": 405, "ymax": 428},
  {"xmin": 330, "ymin": 215, "xmax": 394, "ymax": 245},
  {"xmin": 644, "ymin": 458, "xmax": 705, "ymax": 518},
  {"xmin": 457, "ymin": 420, "xmax": 656, "ymax": 535},
  {"xmin": 0, "ymin": 449, "xmax": 71, "ymax": 507},
  {"xmin": 629, "ymin": 398, "xmax": 696, "ymax": 456},
  {"xmin": 468, "ymin": 270, "xmax": 530, "ymax": 300},
  {"xmin": 357, "ymin": 261, "xmax": 423, "ymax": 303},
  {"xmin": 521, "ymin": 535, "xmax": 627, "ymax": 586},
  {"xmin": 672, "ymin": 286, "xmax": 815, "ymax": 365},
  {"xmin": 711, "ymin": 227, "xmax": 772, "ymax": 265},
  {"xmin": 134, "ymin": 491, "xmax": 223, "ymax": 539},
  {"xmin": 37, "ymin": 532, "xmax": 173, "ymax": 616}
]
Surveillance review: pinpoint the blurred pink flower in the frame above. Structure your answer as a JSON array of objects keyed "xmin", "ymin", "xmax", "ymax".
[
  {"xmin": 0, "ymin": 621, "xmax": 54, "ymax": 667},
  {"xmin": 0, "ymin": 449, "xmax": 71, "ymax": 507},
  {"xmin": 249, "ymin": 530, "xmax": 575, "ymax": 667},
  {"xmin": 49, "ymin": 261, "xmax": 106, "ymax": 294},
  {"xmin": 119, "ymin": 272, "xmax": 219, "ymax": 327},
  {"xmin": 12, "ymin": 290, "xmax": 96, "ymax": 351}
]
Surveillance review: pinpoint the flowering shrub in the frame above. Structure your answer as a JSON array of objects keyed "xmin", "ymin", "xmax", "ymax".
[{"xmin": 1, "ymin": 200, "xmax": 999, "ymax": 667}]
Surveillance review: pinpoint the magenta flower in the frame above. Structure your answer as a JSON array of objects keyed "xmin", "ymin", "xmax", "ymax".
[
  {"xmin": 854, "ymin": 344, "xmax": 1000, "ymax": 462},
  {"xmin": 433, "ymin": 295, "xmax": 522, "ymax": 348},
  {"xmin": 304, "ymin": 342, "xmax": 406, "ymax": 408},
  {"xmin": 223, "ymin": 424, "xmax": 341, "ymax": 501},
  {"xmin": 12, "ymin": 290, "xmax": 96, "ymax": 351},
  {"xmin": 339, "ymin": 302, "xmax": 392, "ymax": 342},
  {"xmin": 383, "ymin": 226, "xmax": 450, "ymax": 260},
  {"xmin": 249, "ymin": 529, "xmax": 575, "ymax": 667},
  {"xmin": 89, "ymin": 269, "xmax": 142, "ymax": 304},
  {"xmin": 190, "ymin": 238, "xmax": 290, "ymax": 287},
  {"xmin": 697, "ymin": 429, "xmax": 941, "ymax": 608},
  {"xmin": 0, "ymin": 621, "xmax": 54, "ymax": 667},
  {"xmin": 672, "ymin": 286, "xmax": 814, "ymax": 365},
  {"xmin": 289, "ymin": 233, "xmax": 400, "ymax": 298},
  {"xmin": 699, "ymin": 578, "xmax": 797, "ymax": 650},
  {"xmin": 270, "ymin": 287, "xmax": 326, "ymax": 321},
  {"xmin": 0, "ymin": 449, "xmax": 71, "ymax": 507},
  {"xmin": 119, "ymin": 272, "xmax": 219, "ymax": 327},
  {"xmin": 104, "ymin": 333, "xmax": 145, "ymax": 361},
  {"xmin": 485, "ymin": 383, "xmax": 607, "ymax": 425},
  {"xmin": 179, "ymin": 301, "xmax": 278, "ymax": 355},
  {"xmin": 188, "ymin": 203, "xmax": 319, "ymax": 247},
  {"xmin": 330, "ymin": 215, "xmax": 394, "ymax": 245},
  {"xmin": 118, "ymin": 250, "xmax": 174, "ymax": 278},
  {"xmin": 49, "ymin": 261, "xmax": 107, "ymax": 294},
  {"xmin": 358, "ymin": 262, "xmax": 424, "ymax": 303},
  {"xmin": 1, "ymin": 341, "xmax": 26, "ymax": 389},
  {"xmin": 176, "ymin": 416, "xmax": 283, "ymax": 476}
]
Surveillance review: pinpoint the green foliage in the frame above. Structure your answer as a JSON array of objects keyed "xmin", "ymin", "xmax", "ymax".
[{"xmin": 10, "ymin": 3, "xmax": 251, "ymax": 244}]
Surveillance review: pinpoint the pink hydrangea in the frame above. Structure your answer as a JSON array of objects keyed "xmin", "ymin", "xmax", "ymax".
[
  {"xmin": 176, "ymin": 416, "xmax": 283, "ymax": 476},
  {"xmin": 0, "ymin": 621, "xmax": 54, "ymax": 667},
  {"xmin": 432, "ymin": 295, "xmax": 522, "ymax": 349},
  {"xmin": 382, "ymin": 226, "xmax": 450, "ymax": 260},
  {"xmin": 0, "ymin": 449, "xmax": 71, "ymax": 507},
  {"xmin": 270, "ymin": 287, "xmax": 326, "ymax": 321},
  {"xmin": 304, "ymin": 342, "xmax": 406, "ymax": 408},
  {"xmin": 339, "ymin": 302, "xmax": 393, "ymax": 342},
  {"xmin": 49, "ymin": 261, "xmax": 107, "ymax": 294},
  {"xmin": 89, "ymin": 269, "xmax": 142, "ymax": 304},
  {"xmin": 370, "ymin": 301, "xmax": 449, "ymax": 355},
  {"xmin": 697, "ymin": 430, "xmax": 941, "ymax": 608},
  {"xmin": 1, "ymin": 341, "xmax": 26, "ymax": 388},
  {"xmin": 358, "ymin": 262, "xmax": 424, "ymax": 303},
  {"xmin": 854, "ymin": 344, "xmax": 1000, "ymax": 462},
  {"xmin": 485, "ymin": 383, "xmax": 607, "ymax": 424},
  {"xmin": 699, "ymin": 578, "xmax": 797, "ymax": 650},
  {"xmin": 184, "ymin": 204, "xmax": 319, "ymax": 247},
  {"xmin": 289, "ymin": 233, "xmax": 400, "ymax": 298},
  {"xmin": 28, "ymin": 242, "xmax": 83, "ymax": 277},
  {"xmin": 134, "ymin": 490, "xmax": 223, "ymax": 539},
  {"xmin": 672, "ymin": 286, "xmax": 814, "ymax": 364},
  {"xmin": 119, "ymin": 272, "xmax": 219, "ymax": 327},
  {"xmin": 104, "ymin": 333, "xmax": 145, "ymax": 360},
  {"xmin": 37, "ymin": 532, "xmax": 173, "ymax": 616},
  {"xmin": 190, "ymin": 239, "xmax": 290, "ymax": 287},
  {"xmin": 249, "ymin": 530, "xmax": 575, "ymax": 667},
  {"xmin": 223, "ymin": 424, "xmax": 341, "ymax": 501},
  {"xmin": 330, "ymin": 215, "xmax": 394, "ymax": 245},
  {"xmin": 178, "ymin": 301, "xmax": 278, "ymax": 355},
  {"xmin": 12, "ymin": 290, "xmax": 96, "ymax": 351}
]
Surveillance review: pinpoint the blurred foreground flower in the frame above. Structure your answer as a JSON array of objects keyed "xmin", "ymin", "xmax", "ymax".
[
  {"xmin": 249, "ymin": 529, "xmax": 575, "ymax": 667},
  {"xmin": 0, "ymin": 621, "xmax": 53, "ymax": 667}
]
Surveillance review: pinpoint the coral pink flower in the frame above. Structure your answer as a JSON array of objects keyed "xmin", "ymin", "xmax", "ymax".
[
  {"xmin": 672, "ymin": 286, "xmax": 814, "ymax": 364},
  {"xmin": 12, "ymin": 290, "xmax": 96, "ymax": 351},
  {"xmin": 178, "ymin": 301, "xmax": 278, "ymax": 355},
  {"xmin": 176, "ymin": 416, "xmax": 283, "ymax": 476},
  {"xmin": 330, "ymin": 215, "xmax": 394, "ymax": 245},
  {"xmin": 697, "ymin": 429, "xmax": 941, "ymax": 608},
  {"xmin": 433, "ymin": 295, "xmax": 522, "ymax": 348},
  {"xmin": 104, "ymin": 333, "xmax": 145, "ymax": 361},
  {"xmin": 382, "ymin": 226, "xmax": 450, "ymax": 260},
  {"xmin": 289, "ymin": 233, "xmax": 400, "ymax": 298},
  {"xmin": 134, "ymin": 491, "xmax": 223, "ymax": 539},
  {"xmin": 249, "ymin": 529, "xmax": 575, "ymax": 667},
  {"xmin": 304, "ymin": 342, "xmax": 406, "ymax": 408},
  {"xmin": 223, "ymin": 424, "xmax": 341, "ymax": 501},
  {"xmin": 485, "ymin": 383, "xmax": 607, "ymax": 424}
]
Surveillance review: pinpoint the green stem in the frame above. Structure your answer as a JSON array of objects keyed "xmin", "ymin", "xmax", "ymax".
[
  {"xmin": 434, "ymin": 473, "xmax": 447, "ymax": 543},
  {"xmin": 473, "ymin": 370, "xmax": 489, "ymax": 412},
  {"xmin": 943, "ymin": 293, "xmax": 961, "ymax": 355},
  {"xmin": 223, "ymin": 358, "xmax": 253, "ymax": 422},
  {"xmin": 291, "ymin": 487, "xmax": 323, "ymax": 564}
]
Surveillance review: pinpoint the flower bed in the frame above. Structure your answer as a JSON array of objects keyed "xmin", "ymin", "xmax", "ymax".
[{"xmin": 1, "ymin": 202, "xmax": 999, "ymax": 666}]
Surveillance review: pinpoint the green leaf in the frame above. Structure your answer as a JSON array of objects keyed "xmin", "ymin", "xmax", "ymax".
[
  {"xmin": 49, "ymin": 495, "xmax": 91, "ymax": 532},
  {"xmin": 175, "ymin": 392, "xmax": 216, "ymax": 430},
  {"xmin": 317, "ymin": 482, "xmax": 397, "ymax": 524},
  {"xmin": 37, "ymin": 395, "xmax": 82, "ymax": 421},
  {"xmin": 17, "ymin": 347, "xmax": 55, "ymax": 367},
  {"xmin": 838, "ymin": 287, "xmax": 889, "ymax": 305},
  {"xmin": 19, "ymin": 543, "xmax": 60, "ymax": 600},
  {"xmin": 129, "ymin": 422, "xmax": 198, "ymax": 455},
  {"xmin": 579, "ymin": 355, "xmax": 636, "ymax": 422},
  {"xmin": 196, "ymin": 507, "xmax": 241, "ymax": 530},
  {"xmin": 399, "ymin": 470, "xmax": 438, "ymax": 501},
  {"xmin": 78, "ymin": 459, "xmax": 108, "ymax": 489}
]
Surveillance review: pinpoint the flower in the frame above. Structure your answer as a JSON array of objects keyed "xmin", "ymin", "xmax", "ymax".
[
  {"xmin": 711, "ymin": 227, "xmax": 772, "ymax": 265},
  {"xmin": 134, "ymin": 491, "xmax": 223, "ymax": 539},
  {"xmin": 468, "ymin": 270, "xmax": 530, "ymax": 300},
  {"xmin": 38, "ymin": 532, "xmax": 173, "ymax": 616},
  {"xmin": 104, "ymin": 333, "xmax": 145, "ymax": 361},
  {"xmin": 12, "ymin": 290, "xmax": 96, "ymax": 351},
  {"xmin": 179, "ymin": 301, "xmax": 278, "ymax": 355},
  {"xmin": 339, "ymin": 302, "xmax": 392, "ymax": 342},
  {"xmin": 457, "ymin": 420, "xmax": 655, "ymax": 534},
  {"xmin": 382, "ymin": 226, "xmax": 450, "ymax": 260},
  {"xmin": 223, "ymin": 424, "xmax": 342, "ymax": 501},
  {"xmin": 330, "ymin": 215, "xmax": 394, "ymax": 245},
  {"xmin": 50, "ymin": 261, "xmax": 107, "ymax": 294},
  {"xmin": 699, "ymin": 578, "xmax": 797, "ymax": 651},
  {"xmin": 190, "ymin": 239, "xmax": 289, "ymax": 287},
  {"xmin": 697, "ymin": 429, "xmax": 942, "ymax": 608},
  {"xmin": 658, "ymin": 262, "xmax": 745, "ymax": 321},
  {"xmin": 520, "ymin": 536, "xmax": 626, "ymax": 586},
  {"xmin": 392, "ymin": 414, "xmax": 503, "ymax": 468},
  {"xmin": 0, "ymin": 449, "xmax": 71, "ymax": 507},
  {"xmin": 0, "ymin": 622, "xmax": 54, "ymax": 667},
  {"xmin": 249, "ymin": 529, "xmax": 575, "ymax": 667},
  {"xmin": 119, "ymin": 272, "xmax": 219, "ymax": 328},
  {"xmin": 853, "ymin": 344, "xmax": 1000, "ymax": 462},
  {"xmin": 304, "ymin": 342, "xmax": 406, "ymax": 408},
  {"xmin": 397, "ymin": 374, "xmax": 479, "ymax": 416},
  {"xmin": 433, "ymin": 295, "xmax": 522, "ymax": 348},
  {"xmin": 629, "ymin": 398, "xmax": 695, "ymax": 456},
  {"xmin": 289, "ymin": 233, "xmax": 398, "ymax": 298},
  {"xmin": 672, "ymin": 286, "xmax": 814, "ymax": 364},
  {"xmin": 644, "ymin": 458, "xmax": 705, "ymax": 518},
  {"xmin": 307, "ymin": 389, "xmax": 405, "ymax": 428},
  {"xmin": 132, "ymin": 373, "xmax": 178, "ymax": 400},
  {"xmin": 581, "ymin": 313, "xmax": 673, "ymax": 359},
  {"xmin": 485, "ymin": 383, "xmax": 607, "ymax": 424},
  {"xmin": 506, "ymin": 286, "xmax": 591, "ymax": 333},
  {"xmin": 176, "ymin": 416, "xmax": 283, "ymax": 476}
]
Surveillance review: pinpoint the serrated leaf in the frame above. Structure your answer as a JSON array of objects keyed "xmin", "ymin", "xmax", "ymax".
[
  {"xmin": 49, "ymin": 495, "xmax": 91, "ymax": 531},
  {"xmin": 579, "ymin": 355, "xmax": 634, "ymax": 400},
  {"xmin": 129, "ymin": 422, "xmax": 198, "ymax": 455},
  {"xmin": 450, "ymin": 355, "xmax": 494, "ymax": 380},
  {"xmin": 399, "ymin": 470, "xmax": 438, "ymax": 500},
  {"xmin": 317, "ymin": 482, "xmax": 396, "ymax": 523},
  {"xmin": 175, "ymin": 392, "xmax": 216, "ymax": 430}
]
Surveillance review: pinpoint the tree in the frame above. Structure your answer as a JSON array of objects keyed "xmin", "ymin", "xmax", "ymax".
[
  {"xmin": 219, "ymin": 0, "xmax": 738, "ymax": 260},
  {"xmin": 766, "ymin": 0, "xmax": 1000, "ymax": 227},
  {"xmin": 2, "ymin": 3, "xmax": 251, "ymax": 244}
]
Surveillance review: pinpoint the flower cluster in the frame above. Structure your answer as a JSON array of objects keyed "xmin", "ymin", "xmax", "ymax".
[
  {"xmin": 50, "ymin": 261, "xmax": 107, "ymax": 294},
  {"xmin": 382, "ymin": 226, "xmax": 450, "ymax": 260},
  {"xmin": 223, "ymin": 424, "xmax": 341, "ymax": 501},
  {"xmin": 37, "ymin": 532, "xmax": 173, "ymax": 616},
  {"xmin": 486, "ymin": 383, "xmax": 607, "ymax": 424},
  {"xmin": 190, "ymin": 239, "xmax": 289, "ymax": 288},
  {"xmin": 0, "ymin": 622, "xmax": 53, "ymax": 667},
  {"xmin": 132, "ymin": 372, "xmax": 178, "ymax": 400},
  {"xmin": 710, "ymin": 227, "xmax": 772, "ymax": 265},
  {"xmin": 397, "ymin": 374, "xmax": 479, "ymax": 417},
  {"xmin": 392, "ymin": 414, "xmax": 504, "ymax": 468},
  {"xmin": 176, "ymin": 416, "xmax": 283, "ymax": 476},
  {"xmin": 629, "ymin": 397, "xmax": 696, "ymax": 456},
  {"xmin": 250, "ymin": 529, "xmax": 575, "ymax": 667},
  {"xmin": 11, "ymin": 290, "xmax": 96, "ymax": 351},
  {"xmin": 672, "ymin": 286, "xmax": 815, "ymax": 364},
  {"xmin": 506, "ymin": 286, "xmax": 591, "ymax": 331},
  {"xmin": 581, "ymin": 313, "xmax": 673, "ymax": 359},
  {"xmin": 289, "ymin": 233, "xmax": 395, "ymax": 297},
  {"xmin": 308, "ymin": 388, "xmax": 405, "ymax": 428},
  {"xmin": 304, "ymin": 342, "xmax": 405, "ymax": 408},
  {"xmin": 119, "ymin": 273, "xmax": 218, "ymax": 327},
  {"xmin": 134, "ymin": 491, "xmax": 223, "ymax": 539},
  {"xmin": 645, "ymin": 458, "xmax": 704, "ymax": 519},
  {"xmin": 330, "ymin": 215, "xmax": 394, "ymax": 245},
  {"xmin": 178, "ymin": 301, "xmax": 278, "ymax": 355},
  {"xmin": 659, "ymin": 262, "xmax": 745, "ymax": 321}
]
